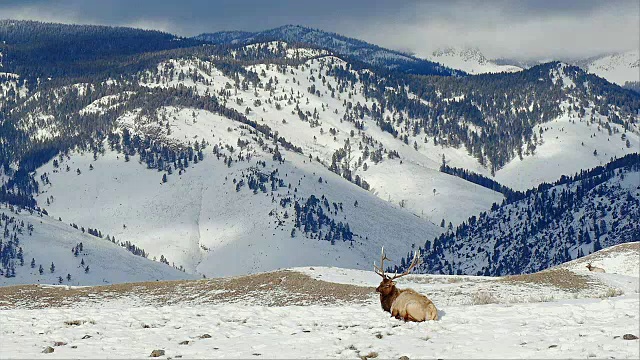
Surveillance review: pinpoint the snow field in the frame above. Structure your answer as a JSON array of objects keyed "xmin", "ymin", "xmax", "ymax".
[{"xmin": 1, "ymin": 281, "xmax": 637, "ymax": 359}]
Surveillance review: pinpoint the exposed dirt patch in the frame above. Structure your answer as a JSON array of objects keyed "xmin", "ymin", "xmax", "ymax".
[
  {"xmin": 0, "ymin": 270, "xmax": 375, "ymax": 310},
  {"xmin": 499, "ymin": 268, "xmax": 597, "ymax": 291}
]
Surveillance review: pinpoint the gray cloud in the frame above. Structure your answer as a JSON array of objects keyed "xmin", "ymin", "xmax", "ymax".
[{"xmin": 0, "ymin": 0, "xmax": 637, "ymax": 60}]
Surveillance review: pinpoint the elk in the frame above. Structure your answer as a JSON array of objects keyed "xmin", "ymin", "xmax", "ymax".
[
  {"xmin": 586, "ymin": 263, "xmax": 605, "ymax": 273},
  {"xmin": 373, "ymin": 247, "xmax": 438, "ymax": 322}
]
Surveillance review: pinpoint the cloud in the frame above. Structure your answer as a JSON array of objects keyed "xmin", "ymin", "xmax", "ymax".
[
  {"xmin": 353, "ymin": 1, "xmax": 639, "ymax": 60},
  {"xmin": 0, "ymin": 0, "xmax": 637, "ymax": 60}
]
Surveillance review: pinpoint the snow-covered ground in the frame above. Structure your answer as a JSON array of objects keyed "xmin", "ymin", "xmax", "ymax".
[
  {"xmin": 0, "ymin": 244, "xmax": 637, "ymax": 359},
  {"xmin": 1, "ymin": 296, "xmax": 638, "ymax": 359}
]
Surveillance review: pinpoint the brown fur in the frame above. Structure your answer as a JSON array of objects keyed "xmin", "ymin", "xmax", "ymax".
[
  {"xmin": 376, "ymin": 278, "xmax": 438, "ymax": 322},
  {"xmin": 586, "ymin": 263, "xmax": 605, "ymax": 273}
]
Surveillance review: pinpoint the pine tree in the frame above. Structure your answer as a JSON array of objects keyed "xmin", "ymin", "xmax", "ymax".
[
  {"xmin": 67, "ymin": 273, "xmax": 71, "ymax": 281},
  {"xmin": 58, "ymin": 276, "xmax": 63, "ymax": 284},
  {"xmin": 85, "ymin": 266, "xmax": 90, "ymax": 273},
  {"xmin": 593, "ymin": 238, "xmax": 602, "ymax": 252},
  {"xmin": 50, "ymin": 262, "xmax": 55, "ymax": 273},
  {"xmin": 30, "ymin": 258, "xmax": 36, "ymax": 268},
  {"xmin": 38, "ymin": 264, "xmax": 44, "ymax": 275}
]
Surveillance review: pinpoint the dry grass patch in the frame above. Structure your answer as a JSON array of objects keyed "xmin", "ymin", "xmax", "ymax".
[
  {"xmin": 0, "ymin": 270, "xmax": 374, "ymax": 310},
  {"xmin": 499, "ymin": 268, "xmax": 595, "ymax": 292},
  {"xmin": 471, "ymin": 291, "xmax": 499, "ymax": 305},
  {"xmin": 600, "ymin": 288, "xmax": 624, "ymax": 298}
]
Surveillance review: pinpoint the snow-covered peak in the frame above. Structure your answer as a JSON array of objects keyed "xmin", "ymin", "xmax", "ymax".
[
  {"xmin": 580, "ymin": 49, "xmax": 639, "ymax": 86},
  {"xmin": 432, "ymin": 47, "xmax": 489, "ymax": 64},
  {"xmin": 427, "ymin": 46, "xmax": 523, "ymax": 74}
]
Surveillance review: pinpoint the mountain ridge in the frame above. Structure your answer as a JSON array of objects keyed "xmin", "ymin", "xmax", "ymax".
[{"xmin": 195, "ymin": 24, "xmax": 461, "ymax": 76}]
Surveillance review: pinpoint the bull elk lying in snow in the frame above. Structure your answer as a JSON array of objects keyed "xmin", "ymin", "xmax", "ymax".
[
  {"xmin": 586, "ymin": 263, "xmax": 606, "ymax": 273},
  {"xmin": 373, "ymin": 247, "xmax": 438, "ymax": 322}
]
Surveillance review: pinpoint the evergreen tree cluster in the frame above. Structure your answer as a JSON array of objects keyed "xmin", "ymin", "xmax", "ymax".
[
  {"xmin": 293, "ymin": 195, "xmax": 353, "ymax": 244},
  {"xmin": 0, "ymin": 210, "xmax": 27, "ymax": 278},
  {"xmin": 0, "ymin": 19, "xmax": 202, "ymax": 79},
  {"xmin": 440, "ymin": 164, "xmax": 525, "ymax": 203}
]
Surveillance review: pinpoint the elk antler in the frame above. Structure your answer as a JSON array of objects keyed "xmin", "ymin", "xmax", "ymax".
[
  {"xmin": 389, "ymin": 250, "xmax": 421, "ymax": 280},
  {"xmin": 373, "ymin": 246, "xmax": 392, "ymax": 278}
]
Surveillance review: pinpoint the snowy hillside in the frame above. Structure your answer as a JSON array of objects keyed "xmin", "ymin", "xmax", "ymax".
[
  {"xmin": 26, "ymin": 48, "xmax": 513, "ymax": 277},
  {"xmin": 402, "ymin": 155, "xmax": 640, "ymax": 276},
  {"xmin": 494, "ymin": 97, "xmax": 640, "ymax": 190},
  {"xmin": 427, "ymin": 47, "xmax": 523, "ymax": 74},
  {"xmin": 0, "ymin": 205, "xmax": 196, "ymax": 287},
  {"xmin": 432, "ymin": 62, "xmax": 640, "ymax": 191},
  {"xmin": 579, "ymin": 50, "xmax": 639, "ymax": 86},
  {"xmin": 32, "ymin": 125, "xmax": 444, "ymax": 278},
  {"xmin": 0, "ymin": 242, "xmax": 637, "ymax": 359},
  {"xmin": 561, "ymin": 242, "xmax": 640, "ymax": 278}
]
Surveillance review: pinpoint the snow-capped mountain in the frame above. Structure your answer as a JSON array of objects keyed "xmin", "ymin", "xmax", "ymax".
[
  {"xmin": 577, "ymin": 50, "xmax": 639, "ymax": 86},
  {"xmin": 494, "ymin": 50, "xmax": 639, "ymax": 87},
  {"xmin": 426, "ymin": 47, "xmax": 522, "ymax": 74},
  {"xmin": 1, "ymin": 21, "xmax": 638, "ymax": 282},
  {"xmin": 194, "ymin": 25, "xmax": 459, "ymax": 76},
  {"xmin": 0, "ymin": 205, "xmax": 197, "ymax": 286}
]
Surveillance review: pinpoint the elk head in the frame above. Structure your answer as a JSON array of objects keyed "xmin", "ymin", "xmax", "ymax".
[{"xmin": 373, "ymin": 247, "xmax": 421, "ymax": 294}]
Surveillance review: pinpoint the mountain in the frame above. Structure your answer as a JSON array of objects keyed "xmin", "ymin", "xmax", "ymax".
[
  {"xmin": 0, "ymin": 20, "xmax": 638, "ymax": 280},
  {"xmin": 426, "ymin": 47, "xmax": 523, "ymax": 74},
  {"xmin": 0, "ymin": 19, "xmax": 202, "ymax": 79},
  {"xmin": 0, "ymin": 205, "xmax": 197, "ymax": 286},
  {"xmin": 576, "ymin": 50, "xmax": 639, "ymax": 87},
  {"xmin": 194, "ymin": 25, "xmax": 459, "ymax": 76},
  {"xmin": 494, "ymin": 50, "xmax": 639, "ymax": 88},
  {"xmin": 396, "ymin": 154, "xmax": 640, "ymax": 276}
]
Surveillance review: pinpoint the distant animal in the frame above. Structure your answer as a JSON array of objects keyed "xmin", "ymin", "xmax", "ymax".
[
  {"xmin": 374, "ymin": 247, "xmax": 438, "ymax": 322},
  {"xmin": 586, "ymin": 263, "xmax": 605, "ymax": 273}
]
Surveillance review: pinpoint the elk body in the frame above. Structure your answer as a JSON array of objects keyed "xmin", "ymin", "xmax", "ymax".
[
  {"xmin": 586, "ymin": 263, "xmax": 605, "ymax": 273},
  {"xmin": 374, "ymin": 248, "xmax": 438, "ymax": 322}
]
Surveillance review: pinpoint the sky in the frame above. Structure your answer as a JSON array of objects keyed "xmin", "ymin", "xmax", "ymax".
[{"xmin": 0, "ymin": 0, "xmax": 638, "ymax": 60}]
